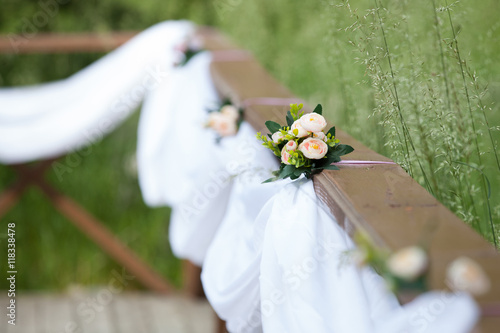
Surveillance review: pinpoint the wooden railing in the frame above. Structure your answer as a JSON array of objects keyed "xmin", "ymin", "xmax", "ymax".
[
  {"xmin": 197, "ymin": 27, "xmax": 500, "ymax": 332},
  {"xmin": 0, "ymin": 32, "xmax": 138, "ymax": 53},
  {"xmin": 0, "ymin": 27, "xmax": 498, "ymax": 332}
]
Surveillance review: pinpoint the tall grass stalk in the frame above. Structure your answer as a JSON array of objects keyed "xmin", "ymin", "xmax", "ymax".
[
  {"xmin": 338, "ymin": 0, "xmax": 498, "ymax": 246},
  {"xmin": 374, "ymin": 0, "xmax": 435, "ymax": 194}
]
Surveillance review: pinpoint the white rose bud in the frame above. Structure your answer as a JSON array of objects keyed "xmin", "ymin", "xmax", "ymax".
[
  {"xmin": 446, "ymin": 257, "xmax": 490, "ymax": 296},
  {"xmin": 286, "ymin": 140, "xmax": 297, "ymax": 151},
  {"xmin": 312, "ymin": 131, "xmax": 327, "ymax": 142},
  {"xmin": 220, "ymin": 105, "xmax": 240, "ymax": 121},
  {"xmin": 299, "ymin": 112, "xmax": 327, "ymax": 132},
  {"xmin": 272, "ymin": 131, "xmax": 285, "ymax": 144},
  {"xmin": 281, "ymin": 145, "xmax": 292, "ymax": 165},
  {"xmin": 386, "ymin": 246, "xmax": 428, "ymax": 281},
  {"xmin": 298, "ymin": 137, "xmax": 328, "ymax": 159},
  {"xmin": 289, "ymin": 120, "xmax": 310, "ymax": 138}
]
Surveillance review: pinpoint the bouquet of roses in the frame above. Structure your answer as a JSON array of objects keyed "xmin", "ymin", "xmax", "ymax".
[
  {"xmin": 257, "ymin": 103, "xmax": 353, "ymax": 182},
  {"xmin": 206, "ymin": 101, "xmax": 243, "ymax": 139}
]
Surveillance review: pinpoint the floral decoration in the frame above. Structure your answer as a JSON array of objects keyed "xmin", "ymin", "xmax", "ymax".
[{"xmin": 256, "ymin": 103, "xmax": 353, "ymax": 182}]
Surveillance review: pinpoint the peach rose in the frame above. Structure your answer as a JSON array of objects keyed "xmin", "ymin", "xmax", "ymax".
[
  {"xmin": 281, "ymin": 146, "xmax": 292, "ymax": 165},
  {"xmin": 298, "ymin": 137, "xmax": 328, "ymax": 159},
  {"xmin": 209, "ymin": 113, "xmax": 237, "ymax": 137},
  {"xmin": 387, "ymin": 246, "xmax": 428, "ymax": 281},
  {"xmin": 220, "ymin": 105, "xmax": 239, "ymax": 120},
  {"xmin": 286, "ymin": 140, "xmax": 298, "ymax": 151},
  {"xmin": 446, "ymin": 257, "xmax": 490, "ymax": 296},
  {"xmin": 272, "ymin": 131, "xmax": 285, "ymax": 144},
  {"xmin": 299, "ymin": 113, "xmax": 327, "ymax": 132},
  {"xmin": 289, "ymin": 120, "xmax": 310, "ymax": 138}
]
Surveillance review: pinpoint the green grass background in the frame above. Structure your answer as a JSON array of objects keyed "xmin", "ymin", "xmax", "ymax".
[{"xmin": 0, "ymin": 0, "xmax": 499, "ymax": 290}]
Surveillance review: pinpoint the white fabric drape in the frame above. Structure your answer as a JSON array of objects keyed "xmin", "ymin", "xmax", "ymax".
[
  {"xmin": 202, "ymin": 179, "xmax": 480, "ymax": 333},
  {"xmin": 136, "ymin": 45, "xmax": 281, "ymax": 265},
  {"xmin": 0, "ymin": 21, "xmax": 193, "ymax": 164},
  {"xmin": 137, "ymin": 51, "xmax": 219, "ymax": 208},
  {"xmin": 168, "ymin": 121, "xmax": 279, "ymax": 265},
  {"xmin": 0, "ymin": 20, "xmax": 480, "ymax": 332},
  {"xmin": 200, "ymin": 148, "xmax": 284, "ymax": 332}
]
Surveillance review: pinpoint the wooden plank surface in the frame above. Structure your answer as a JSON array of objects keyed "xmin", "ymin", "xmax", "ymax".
[
  {"xmin": 198, "ymin": 28, "xmax": 500, "ymax": 331},
  {"xmin": 0, "ymin": 32, "xmax": 138, "ymax": 54},
  {"xmin": 0, "ymin": 292, "xmax": 214, "ymax": 333}
]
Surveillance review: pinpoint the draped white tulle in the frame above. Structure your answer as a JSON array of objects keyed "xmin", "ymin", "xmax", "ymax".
[
  {"xmin": 202, "ymin": 179, "xmax": 479, "ymax": 333},
  {"xmin": 0, "ymin": 20, "xmax": 480, "ymax": 332},
  {"xmin": 168, "ymin": 121, "xmax": 278, "ymax": 265},
  {"xmin": 0, "ymin": 21, "xmax": 193, "ymax": 164},
  {"xmin": 137, "ymin": 51, "xmax": 219, "ymax": 208}
]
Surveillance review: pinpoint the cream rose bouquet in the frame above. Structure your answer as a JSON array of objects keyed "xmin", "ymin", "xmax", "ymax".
[
  {"xmin": 257, "ymin": 103, "xmax": 353, "ymax": 182},
  {"xmin": 206, "ymin": 101, "xmax": 243, "ymax": 140}
]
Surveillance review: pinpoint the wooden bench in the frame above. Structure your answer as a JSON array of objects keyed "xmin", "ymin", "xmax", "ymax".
[{"xmin": 0, "ymin": 27, "xmax": 498, "ymax": 332}]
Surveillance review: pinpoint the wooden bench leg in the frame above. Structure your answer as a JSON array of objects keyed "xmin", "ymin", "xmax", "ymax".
[
  {"xmin": 34, "ymin": 177, "xmax": 173, "ymax": 294},
  {"xmin": 182, "ymin": 260, "xmax": 205, "ymax": 298},
  {"xmin": 216, "ymin": 317, "xmax": 228, "ymax": 333},
  {"xmin": 1, "ymin": 160, "xmax": 173, "ymax": 294},
  {"xmin": 181, "ymin": 261, "xmax": 226, "ymax": 333}
]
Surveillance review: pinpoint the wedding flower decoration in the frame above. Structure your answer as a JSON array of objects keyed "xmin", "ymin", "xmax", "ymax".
[
  {"xmin": 206, "ymin": 101, "xmax": 243, "ymax": 140},
  {"xmin": 348, "ymin": 232, "xmax": 491, "ymax": 299},
  {"xmin": 446, "ymin": 256, "xmax": 491, "ymax": 296},
  {"xmin": 347, "ymin": 232, "xmax": 429, "ymax": 294},
  {"xmin": 256, "ymin": 103, "xmax": 354, "ymax": 182},
  {"xmin": 174, "ymin": 34, "xmax": 204, "ymax": 67}
]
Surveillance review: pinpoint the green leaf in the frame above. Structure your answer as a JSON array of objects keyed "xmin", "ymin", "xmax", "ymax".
[
  {"xmin": 319, "ymin": 154, "xmax": 341, "ymax": 167},
  {"xmin": 323, "ymin": 164, "xmax": 340, "ymax": 171},
  {"xmin": 283, "ymin": 164, "xmax": 296, "ymax": 175},
  {"xmin": 265, "ymin": 121, "xmax": 282, "ymax": 134},
  {"xmin": 293, "ymin": 167, "xmax": 306, "ymax": 177},
  {"xmin": 313, "ymin": 104, "xmax": 323, "ymax": 115},
  {"xmin": 262, "ymin": 176, "xmax": 278, "ymax": 183},
  {"xmin": 326, "ymin": 126, "xmax": 336, "ymax": 138},
  {"xmin": 286, "ymin": 111, "xmax": 294, "ymax": 127},
  {"xmin": 335, "ymin": 144, "xmax": 354, "ymax": 156}
]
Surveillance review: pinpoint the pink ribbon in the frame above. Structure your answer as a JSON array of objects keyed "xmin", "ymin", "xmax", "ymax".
[
  {"xmin": 482, "ymin": 304, "xmax": 500, "ymax": 317},
  {"xmin": 335, "ymin": 160, "xmax": 397, "ymax": 165},
  {"xmin": 211, "ymin": 49, "xmax": 253, "ymax": 62}
]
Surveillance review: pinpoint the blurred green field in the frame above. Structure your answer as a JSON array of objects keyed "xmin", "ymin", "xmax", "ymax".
[{"xmin": 0, "ymin": 0, "xmax": 499, "ymax": 291}]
